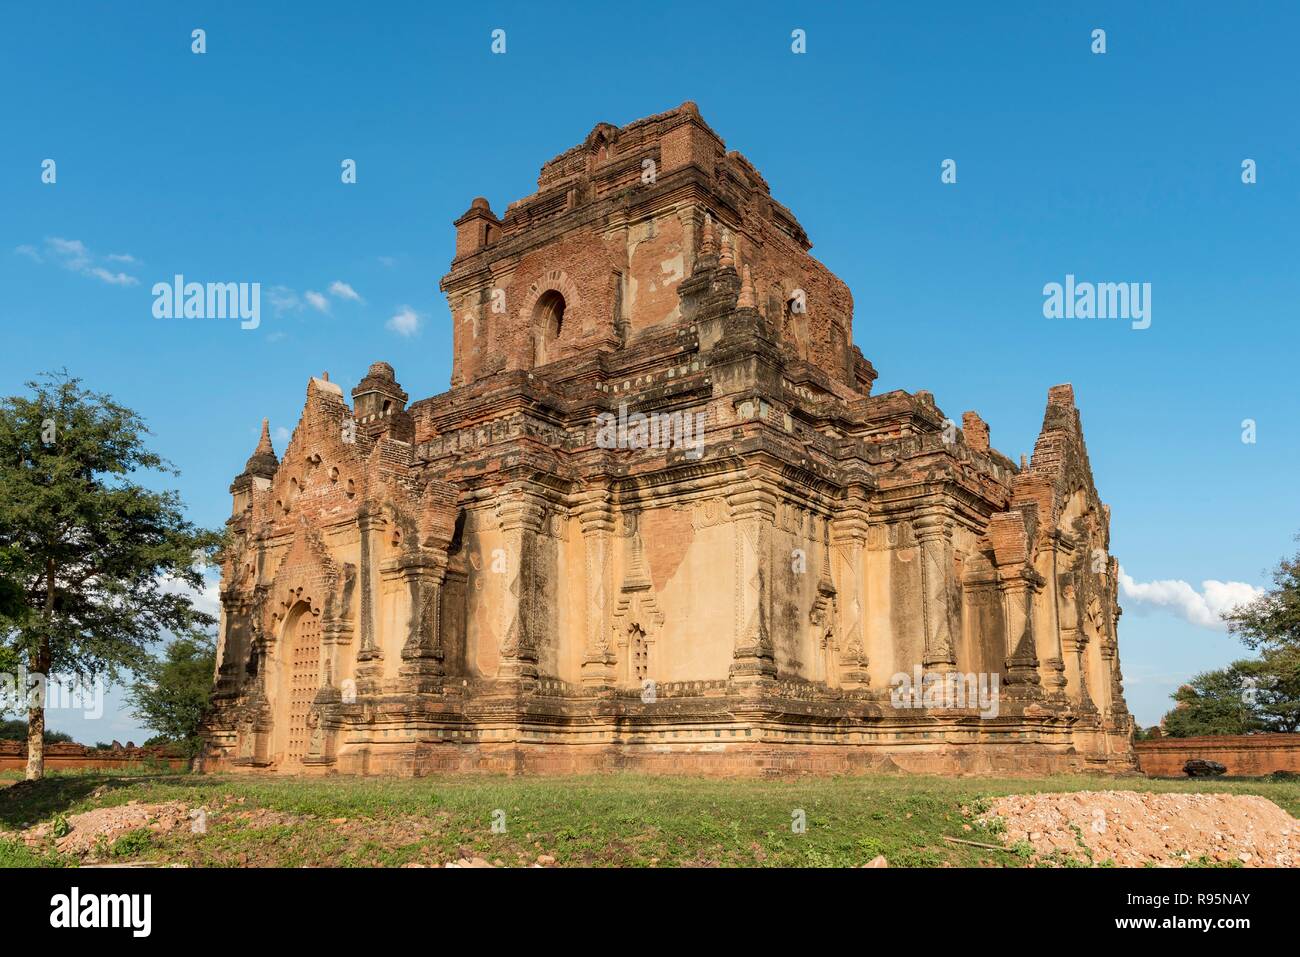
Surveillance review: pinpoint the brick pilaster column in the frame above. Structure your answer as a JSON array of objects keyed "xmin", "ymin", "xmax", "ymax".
[
  {"xmin": 355, "ymin": 513, "xmax": 385, "ymax": 674},
  {"xmin": 399, "ymin": 552, "xmax": 449, "ymax": 678},
  {"xmin": 495, "ymin": 489, "xmax": 546, "ymax": 680},
  {"xmin": 1039, "ymin": 531, "xmax": 1070, "ymax": 699},
  {"xmin": 999, "ymin": 567, "xmax": 1043, "ymax": 696},
  {"xmin": 914, "ymin": 509, "xmax": 957, "ymax": 673},
  {"xmin": 576, "ymin": 489, "xmax": 616, "ymax": 687},
  {"xmin": 727, "ymin": 485, "xmax": 777, "ymax": 681},
  {"xmin": 1061, "ymin": 626, "xmax": 1097, "ymax": 715},
  {"xmin": 829, "ymin": 507, "xmax": 870, "ymax": 689}
]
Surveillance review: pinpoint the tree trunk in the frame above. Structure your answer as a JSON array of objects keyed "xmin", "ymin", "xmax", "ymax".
[
  {"xmin": 27, "ymin": 561, "xmax": 55, "ymax": 781},
  {"xmin": 26, "ymin": 631, "xmax": 51, "ymax": 782},
  {"xmin": 25, "ymin": 696, "xmax": 44, "ymax": 781}
]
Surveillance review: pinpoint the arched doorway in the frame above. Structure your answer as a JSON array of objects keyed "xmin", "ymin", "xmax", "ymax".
[{"xmin": 282, "ymin": 604, "xmax": 320, "ymax": 765}]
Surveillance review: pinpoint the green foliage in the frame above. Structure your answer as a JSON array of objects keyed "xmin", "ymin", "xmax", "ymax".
[
  {"xmin": 0, "ymin": 371, "xmax": 220, "ymax": 775},
  {"xmin": 0, "ymin": 554, "xmax": 27, "ymax": 679},
  {"xmin": 109, "ymin": 827, "xmax": 153, "ymax": 858},
  {"xmin": 1162, "ymin": 661, "xmax": 1266, "ymax": 736},
  {"xmin": 1162, "ymin": 649, "xmax": 1300, "ymax": 736},
  {"xmin": 0, "ymin": 568, "xmax": 26, "ymax": 624},
  {"xmin": 0, "ymin": 719, "xmax": 72, "ymax": 744},
  {"xmin": 1162, "ymin": 538, "xmax": 1300, "ymax": 736},
  {"xmin": 1241, "ymin": 646, "xmax": 1300, "ymax": 732},
  {"xmin": 0, "ymin": 836, "xmax": 70, "ymax": 868},
  {"xmin": 1223, "ymin": 544, "xmax": 1300, "ymax": 654},
  {"xmin": 127, "ymin": 636, "xmax": 216, "ymax": 758}
]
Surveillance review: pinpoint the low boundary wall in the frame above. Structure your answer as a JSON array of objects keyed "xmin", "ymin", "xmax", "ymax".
[
  {"xmin": 0, "ymin": 740, "xmax": 187, "ymax": 771},
  {"xmin": 1135, "ymin": 734, "xmax": 1300, "ymax": 777}
]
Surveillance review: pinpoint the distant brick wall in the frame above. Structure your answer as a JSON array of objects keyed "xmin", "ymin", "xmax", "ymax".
[
  {"xmin": 1135, "ymin": 734, "xmax": 1300, "ymax": 777},
  {"xmin": 0, "ymin": 740, "xmax": 187, "ymax": 771}
]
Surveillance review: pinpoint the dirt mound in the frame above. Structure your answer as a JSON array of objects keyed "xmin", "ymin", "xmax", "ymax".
[
  {"xmin": 226, "ymin": 808, "xmax": 302, "ymax": 828},
  {"xmin": 27, "ymin": 801, "xmax": 193, "ymax": 856},
  {"xmin": 977, "ymin": 791, "xmax": 1300, "ymax": 867}
]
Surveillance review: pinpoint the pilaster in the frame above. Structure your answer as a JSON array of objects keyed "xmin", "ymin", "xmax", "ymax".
[{"xmin": 914, "ymin": 507, "xmax": 957, "ymax": 673}]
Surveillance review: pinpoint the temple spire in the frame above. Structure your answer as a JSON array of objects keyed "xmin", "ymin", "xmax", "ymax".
[
  {"xmin": 239, "ymin": 418, "xmax": 279, "ymax": 481},
  {"xmin": 255, "ymin": 418, "xmax": 274, "ymax": 457}
]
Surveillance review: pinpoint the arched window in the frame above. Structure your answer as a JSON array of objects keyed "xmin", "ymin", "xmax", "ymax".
[
  {"xmin": 448, "ymin": 509, "xmax": 466, "ymax": 554},
  {"xmin": 785, "ymin": 298, "xmax": 809, "ymax": 360},
  {"xmin": 629, "ymin": 623, "xmax": 648, "ymax": 682},
  {"xmin": 532, "ymin": 290, "xmax": 566, "ymax": 365}
]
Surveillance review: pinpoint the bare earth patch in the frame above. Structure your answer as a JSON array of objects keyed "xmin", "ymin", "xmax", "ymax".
[
  {"xmin": 979, "ymin": 791, "xmax": 1300, "ymax": 867},
  {"xmin": 27, "ymin": 801, "xmax": 192, "ymax": 856}
]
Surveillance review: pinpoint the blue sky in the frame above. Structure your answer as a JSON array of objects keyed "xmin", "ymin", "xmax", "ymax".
[{"xmin": 3, "ymin": 2, "xmax": 1297, "ymax": 741}]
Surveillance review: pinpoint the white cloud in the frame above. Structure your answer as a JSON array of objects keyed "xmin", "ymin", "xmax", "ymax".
[
  {"xmin": 36, "ymin": 237, "xmax": 139, "ymax": 286},
  {"xmin": 88, "ymin": 267, "xmax": 139, "ymax": 286},
  {"xmin": 273, "ymin": 426, "xmax": 291, "ymax": 443},
  {"xmin": 386, "ymin": 305, "xmax": 420, "ymax": 337},
  {"xmin": 267, "ymin": 281, "xmax": 359, "ymax": 317},
  {"xmin": 267, "ymin": 286, "xmax": 301, "ymax": 315},
  {"xmin": 1119, "ymin": 568, "xmax": 1264, "ymax": 630},
  {"xmin": 329, "ymin": 280, "xmax": 362, "ymax": 302},
  {"xmin": 14, "ymin": 244, "xmax": 43, "ymax": 263},
  {"xmin": 47, "ymin": 237, "xmax": 88, "ymax": 259},
  {"xmin": 377, "ymin": 256, "xmax": 396, "ymax": 269}
]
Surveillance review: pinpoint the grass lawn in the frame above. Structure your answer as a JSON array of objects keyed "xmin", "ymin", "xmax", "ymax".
[{"xmin": 2, "ymin": 768, "xmax": 1297, "ymax": 868}]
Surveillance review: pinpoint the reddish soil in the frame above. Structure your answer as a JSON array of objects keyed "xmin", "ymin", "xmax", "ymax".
[{"xmin": 978, "ymin": 790, "xmax": 1300, "ymax": 867}]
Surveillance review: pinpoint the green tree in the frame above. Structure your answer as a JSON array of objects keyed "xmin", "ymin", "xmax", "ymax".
[
  {"xmin": 0, "ymin": 572, "xmax": 25, "ymax": 621},
  {"xmin": 0, "ymin": 548, "xmax": 28, "ymax": 676},
  {"xmin": 0, "ymin": 371, "xmax": 219, "ymax": 779},
  {"xmin": 1162, "ymin": 662, "xmax": 1264, "ymax": 737},
  {"xmin": 1223, "ymin": 543, "xmax": 1300, "ymax": 653},
  {"xmin": 127, "ymin": 634, "xmax": 217, "ymax": 760},
  {"xmin": 0, "ymin": 718, "xmax": 73, "ymax": 744},
  {"xmin": 1238, "ymin": 646, "xmax": 1300, "ymax": 732}
]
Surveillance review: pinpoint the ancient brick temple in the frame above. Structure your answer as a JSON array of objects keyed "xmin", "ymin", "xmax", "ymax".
[{"xmin": 203, "ymin": 103, "xmax": 1135, "ymax": 776}]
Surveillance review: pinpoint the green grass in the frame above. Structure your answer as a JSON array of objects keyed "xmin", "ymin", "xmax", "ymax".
[
  {"xmin": 2, "ymin": 768, "xmax": 1297, "ymax": 868},
  {"xmin": 0, "ymin": 836, "xmax": 71, "ymax": 868}
]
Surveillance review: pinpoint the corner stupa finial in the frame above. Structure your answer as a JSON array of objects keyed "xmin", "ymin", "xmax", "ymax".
[{"xmin": 255, "ymin": 418, "xmax": 274, "ymax": 456}]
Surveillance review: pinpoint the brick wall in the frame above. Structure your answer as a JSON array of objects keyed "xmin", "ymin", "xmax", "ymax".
[
  {"xmin": 0, "ymin": 740, "xmax": 187, "ymax": 772},
  {"xmin": 1134, "ymin": 734, "xmax": 1300, "ymax": 777}
]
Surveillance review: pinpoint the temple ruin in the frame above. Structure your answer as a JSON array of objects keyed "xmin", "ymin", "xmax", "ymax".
[{"xmin": 203, "ymin": 103, "xmax": 1135, "ymax": 775}]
